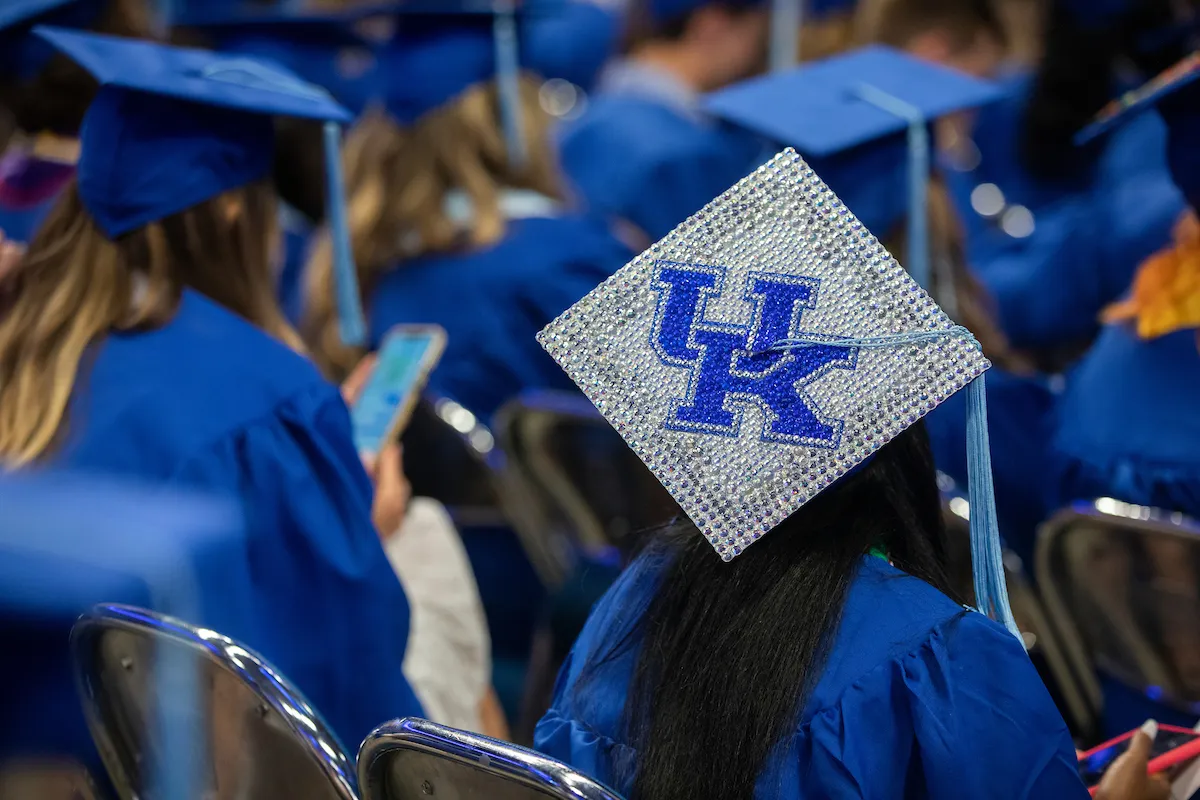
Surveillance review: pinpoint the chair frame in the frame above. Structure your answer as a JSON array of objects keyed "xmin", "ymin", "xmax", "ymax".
[
  {"xmin": 71, "ymin": 603, "xmax": 359, "ymax": 800},
  {"xmin": 1036, "ymin": 500, "xmax": 1200, "ymax": 728},
  {"xmin": 358, "ymin": 717, "xmax": 624, "ymax": 800}
]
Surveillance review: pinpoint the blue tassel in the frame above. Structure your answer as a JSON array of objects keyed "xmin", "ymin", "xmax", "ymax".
[
  {"xmin": 965, "ymin": 375, "xmax": 1021, "ymax": 638},
  {"xmin": 854, "ymin": 84, "xmax": 932, "ymax": 292},
  {"xmin": 323, "ymin": 121, "xmax": 367, "ymax": 348},
  {"xmin": 493, "ymin": 7, "xmax": 528, "ymax": 170},
  {"xmin": 769, "ymin": 0, "xmax": 802, "ymax": 72}
]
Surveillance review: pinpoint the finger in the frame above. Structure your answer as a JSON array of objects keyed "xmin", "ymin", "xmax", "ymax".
[
  {"xmin": 341, "ymin": 354, "xmax": 377, "ymax": 405},
  {"xmin": 1127, "ymin": 720, "xmax": 1159, "ymax": 764},
  {"xmin": 359, "ymin": 452, "xmax": 378, "ymax": 478}
]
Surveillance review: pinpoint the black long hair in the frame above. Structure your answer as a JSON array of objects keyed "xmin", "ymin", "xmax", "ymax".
[{"xmin": 576, "ymin": 422, "xmax": 954, "ymax": 800}]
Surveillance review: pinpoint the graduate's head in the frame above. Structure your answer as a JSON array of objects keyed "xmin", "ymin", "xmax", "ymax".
[
  {"xmin": 539, "ymin": 149, "xmax": 1017, "ymax": 799},
  {"xmin": 0, "ymin": 0, "xmax": 154, "ymax": 148},
  {"xmin": 0, "ymin": 32, "xmax": 361, "ymax": 466},
  {"xmin": 626, "ymin": 0, "xmax": 770, "ymax": 90},
  {"xmin": 858, "ymin": 0, "xmax": 1007, "ymax": 79},
  {"xmin": 301, "ymin": 12, "xmax": 563, "ymax": 381}
]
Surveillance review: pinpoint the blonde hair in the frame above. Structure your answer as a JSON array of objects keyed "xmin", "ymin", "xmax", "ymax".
[
  {"xmin": 302, "ymin": 75, "xmax": 561, "ymax": 380},
  {"xmin": 0, "ymin": 178, "xmax": 301, "ymax": 467}
]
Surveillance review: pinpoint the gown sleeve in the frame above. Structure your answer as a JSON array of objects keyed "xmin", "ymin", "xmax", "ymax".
[
  {"xmin": 796, "ymin": 611, "xmax": 1088, "ymax": 799},
  {"xmin": 171, "ymin": 379, "xmax": 424, "ymax": 751}
]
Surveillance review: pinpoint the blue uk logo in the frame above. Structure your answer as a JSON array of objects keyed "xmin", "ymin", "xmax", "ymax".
[{"xmin": 651, "ymin": 261, "xmax": 858, "ymax": 447}]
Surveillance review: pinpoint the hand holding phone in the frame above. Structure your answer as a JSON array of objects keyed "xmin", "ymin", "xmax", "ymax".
[
  {"xmin": 348, "ymin": 324, "xmax": 446, "ymax": 458},
  {"xmin": 1081, "ymin": 720, "xmax": 1191, "ymax": 798}
]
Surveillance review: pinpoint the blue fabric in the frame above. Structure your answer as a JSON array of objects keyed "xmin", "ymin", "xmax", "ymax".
[
  {"xmin": 36, "ymin": 27, "xmax": 351, "ymax": 237},
  {"xmin": 1052, "ymin": 324, "xmax": 1200, "ymax": 517},
  {"xmin": 381, "ymin": 21, "xmax": 496, "ymax": 125},
  {"xmin": 0, "ymin": 0, "xmax": 100, "ymax": 80},
  {"xmin": 536, "ymin": 552, "xmax": 1086, "ymax": 798},
  {"xmin": 926, "ymin": 368, "xmax": 1059, "ymax": 569},
  {"xmin": 277, "ymin": 207, "xmax": 313, "ymax": 325},
  {"xmin": 0, "ymin": 473, "xmax": 256, "ymax": 770},
  {"xmin": 558, "ymin": 93, "xmax": 754, "ymax": 241},
  {"xmin": 943, "ymin": 72, "xmax": 1185, "ymax": 350},
  {"xmin": 49, "ymin": 290, "xmax": 424, "ymax": 751},
  {"xmin": 0, "ymin": 197, "xmax": 59, "ymax": 245},
  {"xmin": 368, "ymin": 214, "xmax": 633, "ymax": 422},
  {"xmin": 521, "ymin": 1, "xmax": 622, "ymax": 91}
]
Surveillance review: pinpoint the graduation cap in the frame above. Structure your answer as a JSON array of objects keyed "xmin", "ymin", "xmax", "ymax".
[
  {"xmin": 537, "ymin": 148, "xmax": 1018, "ymax": 635},
  {"xmin": 704, "ymin": 45, "xmax": 1001, "ymax": 291},
  {"xmin": 173, "ymin": 2, "xmax": 401, "ymax": 116},
  {"xmin": 1077, "ymin": 51, "xmax": 1200, "ymax": 209},
  {"xmin": 34, "ymin": 26, "xmax": 368, "ymax": 346},
  {"xmin": 384, "ymin": 1, "xmax": 528, "ymax": 167},
  {"xmin": 0, "ymin": 0, "xmax": 102, "ymax": 79}
]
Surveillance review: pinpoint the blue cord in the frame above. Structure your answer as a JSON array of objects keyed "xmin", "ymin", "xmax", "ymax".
[
  {"xmin": 854, "ymin": 84, "xmax": 931, "ymax": 293},
  {"xmin": 493, "ymin": 5, "xmax": 528, "ymax": 169},
  {"xmin": 770, "ymin": 326, "xmax": 1022, "ymax": 639},
  {"xmin": 324, "ymin": 122, "xmax": 368, "ymax": 348},
  {"xmin": 200, "ymin": 61, "xmax": 367, "ymax": 347}
]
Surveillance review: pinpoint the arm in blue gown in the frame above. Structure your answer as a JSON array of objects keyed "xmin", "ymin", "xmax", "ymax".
[
  {"xmin": 172, "ymin": 380, "xmax": 424, "ymax": 751},
  {"xmin": 794, "ymin": 612, "xmax": 1087, "ymax": 799}
]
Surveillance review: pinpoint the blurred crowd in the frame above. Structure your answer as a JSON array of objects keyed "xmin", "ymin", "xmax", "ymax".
[{"xmin": 1, "ymin": 0, "xmax": 1199, "ymax": 798}]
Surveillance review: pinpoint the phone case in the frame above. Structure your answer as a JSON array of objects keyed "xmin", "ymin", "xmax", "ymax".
[{"xmin": 1081, "ymin": 724, "xmax": 1200, "ymax": 796}]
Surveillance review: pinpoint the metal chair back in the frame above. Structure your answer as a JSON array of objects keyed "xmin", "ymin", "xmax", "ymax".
[
  {"xmin": 1037, "ymin": 501, "xmax": 1200, "ymax": 725},
  {"xmin": 358, "ymin": 718, "xmax": 625, "ymax": 800},
  {"xmin": 71, "ymin": 604, "xmax": 358, "ymax": 800}
]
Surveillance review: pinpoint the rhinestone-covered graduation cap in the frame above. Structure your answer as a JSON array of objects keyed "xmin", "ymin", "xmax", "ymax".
[
  {"xmin": 538, "ymin": 149, "xmax": 1019, "ymax": 635},
  {"xmin": 704, "ymin": 46, "xmax": 1000, "ymax": 291},
  {"xmin": 35, "ymin": 26, "xmax": 367, "ymax": 346}
]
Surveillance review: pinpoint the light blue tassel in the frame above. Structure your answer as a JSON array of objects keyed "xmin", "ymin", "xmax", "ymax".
[
  {"xmin": 769, "ymin": 327, "xmax": 1021, "ymax": 639},
  {"xmin": 965, "ymin": 374, "xmax": 1021, "ymax": 638},
  {"xmin": 854, "ymin": 84, "xmax": 932, "ymax": 293},
  {"xmin": 493, "ymin": 6, "xmax": 528, "ymax": 169},
  {"xmin": 769, "ymin": 0, "xmax": 802, "ymax": 72},
  {"xmin": 323, "ymin": 121, "xmax": 368, "ymax": 348}
]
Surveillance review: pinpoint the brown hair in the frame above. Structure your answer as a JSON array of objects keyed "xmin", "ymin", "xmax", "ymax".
[
  {"xmin": 0, "ymin": 0, "xmax": 154, "ymax": 151},
  {"xmin": 0, "ymin": 178, "xmax": 299, "ymax": 467},
  {"xmin": 302, "ymin": 75, "xmax": 561, "ymax": 380},
  {"xmin": 884, "ymin": 179, "xmax": 1034, "ymax": 374}
]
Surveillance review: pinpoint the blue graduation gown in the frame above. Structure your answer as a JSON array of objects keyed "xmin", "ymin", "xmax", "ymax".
[
  {"xmin": 536, "ymin": 552, "xmax": 1086, "ymax": 799},
  {"xmin": 944, "ymin": 72, "xmax": 1186, "ymax": 350},
  {"xmin": 1052, "ymin": 324, "xmax": 1200, "ymax": 516},
  {"xmin": 368, "ymin": 213, "xmax": 633, "ymax": 422},
  {"xmin": 557, "ymin": 81, "xmax": 753, "ymax": 242},
  {"xmin": 51, "ymin": 290, "xmax": 424, "ymax": 751}
]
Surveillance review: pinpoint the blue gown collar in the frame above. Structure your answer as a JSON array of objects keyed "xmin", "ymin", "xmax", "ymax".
[{"xmin": 597, "ymin": 58, "xmax": 703, "ymax": 122}]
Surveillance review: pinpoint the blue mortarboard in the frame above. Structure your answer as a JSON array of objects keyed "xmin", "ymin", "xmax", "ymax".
[
  {"xmin": 385, "ymin": 1, "xmax": 528, "ymax": 166},
  {"xmin": 1076, "ymin": 52, "xmax": 1200, "ymax": 209},
  {"xmin": 35, "ymin": 26, "xmax": 368, "ymax": 346},
  {"xmin": 704, "ymin": 45, "xmax": 1001, "ymax": 290},
  {"xmin": 538, "ymin": 148, "xmax": 1018, "ymax": 635},
  {"xmin": 0, "ymin": 0, "xmax": 101, "ymax": 79},
  {"xmin": 174, "ymin": 3, "xmax": 400, "ymax": 116}
]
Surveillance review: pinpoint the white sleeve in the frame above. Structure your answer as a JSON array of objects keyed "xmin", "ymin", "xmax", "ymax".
[{"xmin": 385, "ymin": 497, "xmax": 491, "ymax": 733}]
